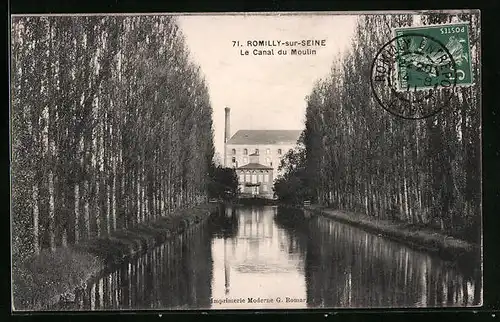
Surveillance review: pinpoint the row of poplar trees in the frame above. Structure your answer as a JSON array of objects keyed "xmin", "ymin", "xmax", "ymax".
[
  {"xmin": 11, "ymin": 16, "xmax": 215, "ymax": 260},
  {"xmin": 301, "ymin": 13, "xmax": 481, "ymax": 242}
]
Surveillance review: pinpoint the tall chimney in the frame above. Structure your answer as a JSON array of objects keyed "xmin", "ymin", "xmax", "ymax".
[
  {"xmin": 224, "ymin": 107, "xmax": 231, "ymax": 143},
  {"xmin": 224, "ymin": 107, "xmax": 230, "ymax": 167}
]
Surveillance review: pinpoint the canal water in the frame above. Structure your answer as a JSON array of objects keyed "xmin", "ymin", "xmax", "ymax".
[{"xmin": 71, "ymin": 205, "xmax": 482, "ymax": 310}]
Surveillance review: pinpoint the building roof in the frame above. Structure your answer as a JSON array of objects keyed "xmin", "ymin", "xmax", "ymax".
[
  {"xmin": 237, "ymin": 163, "xmax": 273, "ymax": 170},
  {"xmin": 227, "ymin": 130, "xmax": 302, "ymax": 145}
]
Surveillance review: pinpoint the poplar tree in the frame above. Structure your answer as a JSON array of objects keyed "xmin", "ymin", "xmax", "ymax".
[
  {"xmin": 297, "ymin": 13, "xmax": 480, "ymax": 241},
  {"xmin": 11, "ymin": 15, "xmax": 216, "ymax": 261}
]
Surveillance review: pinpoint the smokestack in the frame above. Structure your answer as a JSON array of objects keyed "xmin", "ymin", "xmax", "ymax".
[
  {"xmin": 223, "ymin": 107, "xmax": 230, "ymax": 167},
  {"xmin": 224, "ymin": 107, "xmax": 231, "ymax": 143}
]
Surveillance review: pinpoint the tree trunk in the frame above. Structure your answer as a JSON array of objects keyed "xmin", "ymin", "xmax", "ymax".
[
  {"xmin": 48, "ymin": 170, "xmax": 56, "ymax": 251},
  {"xmin": 74, "ymin": 183, "xmax": 80, "ymax": 243},
  {"xmin": 32, "ymin": 184, "xmax": 40, "ymax": 255}
]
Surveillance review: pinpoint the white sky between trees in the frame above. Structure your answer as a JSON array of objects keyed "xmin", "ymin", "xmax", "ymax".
[{"xmin": 178, "ymin": 14, "xmax": 357, "ymax": 157}]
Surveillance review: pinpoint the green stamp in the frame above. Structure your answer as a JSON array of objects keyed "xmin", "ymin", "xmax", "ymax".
[{"xmin": 394, "ymin": 23, "xmax": 473, "ymax": 91}]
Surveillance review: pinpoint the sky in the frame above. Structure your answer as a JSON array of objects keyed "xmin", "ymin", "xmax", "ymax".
[{"xmin": 177, "ymin": 14, "xmax": 358, "ymax": 157}]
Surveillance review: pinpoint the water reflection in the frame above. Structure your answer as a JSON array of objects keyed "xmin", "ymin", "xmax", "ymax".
[
  {"xmin": 69, "ymin": 205, "xmax": 481, "ymax": 310},
  {"xmin": 209, "ymin": 205, "xmax": 239, "ymax": 239},
  {"xmin": 72, "ymin": 216, "xmax": 213, "ymax": 310},
  {"xmin": 303, "ymin": 215, "xmax": 482, "ymax": 308},
  {"xmin": 209, "ymin": 205, "xmax": 308, "ymax": 309}
]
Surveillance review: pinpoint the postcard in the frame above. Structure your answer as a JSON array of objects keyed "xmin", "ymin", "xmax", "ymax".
[{"xmin": 10, "ymin": 11, "xmax": 482, "ymax": 311}]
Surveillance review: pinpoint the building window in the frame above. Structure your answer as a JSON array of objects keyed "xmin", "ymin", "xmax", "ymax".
[
  {"xmin": 270, "ymin": 161, "xmax": 273, "ymax": 167},
  {"xmin": 258, "ymin": 173, "xmax": 263, "ymax": 182},
  {"xmin": 238, "ymin": 174, "xmax": 244, "ymax": 183},
  {"xmin": 232, "ymin": 157, "xmax": 236, "ymax": 164},
  {"xmin": 243, "ymin": 157, "xmax": 248, "ymax": 164},
  {"xmin": 245, "ymin": 173, "xmax": 250, "ymax": 182},
  {"xmin": 232, "ymin": 148, "xmax": 236, "ymax": 155},
  {"xmin": 255, "ymin": 148, "xmax": 259, "ymax": 155},
  {"xmin": 243, "ymin": 148, "xmax": 248, "ymax": 155},
  {"xmin": 251, "ymin": 174, "xmax": 257, "ymax": 184},
  {"xmin": 264, "ymin": 174, "xmax": 269, "ymax": 182},
  {"xmin": 266, "ymin": 148, "xmax": 270, "ymax": 155},
  {"xmin": 265, "ymin": 157, "xmax": 271, "ymax": 165},
  {"xmin": 262, "ymin": 185, "xmax": 267, "ymax": 192},
  {"xmin": 277, "ymin": 148, "xmax": 282, "ymax": 155}
]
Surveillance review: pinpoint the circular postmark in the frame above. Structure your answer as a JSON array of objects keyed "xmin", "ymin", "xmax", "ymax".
[{"xmin": 370, "ymin": 32, "xmax": 458, "ymax": 120}]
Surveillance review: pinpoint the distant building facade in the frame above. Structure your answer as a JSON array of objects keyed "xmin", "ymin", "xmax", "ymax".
[
  {"xmin": 235, "ymin": 152, "xmax": 274, "ymax": 198},
  {"xmin": 223, "ymin": 107, "xmax": 301, "ymax": 198}
]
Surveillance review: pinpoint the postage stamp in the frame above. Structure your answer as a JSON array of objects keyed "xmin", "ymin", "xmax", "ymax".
[
  {"xmin": 393, "ymin": 23, "xmax": 473, "ymax": 91},
  {"xmin": 370, "ymin": 32, "xmax": 458, "ymax": 119}
]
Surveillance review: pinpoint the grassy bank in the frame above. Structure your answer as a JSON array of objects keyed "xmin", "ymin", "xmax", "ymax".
[
  {"xmin": 306, "ymin": 205, "xmax": 481, "ymax": 264},
  {"xmin": 12, "ymin": 203, "xmax": 219, "ymax": 311}
]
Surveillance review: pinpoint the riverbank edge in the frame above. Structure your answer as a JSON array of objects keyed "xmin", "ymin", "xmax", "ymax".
[
  {"xmin": 12, "ymin": 202, "xmax": 220, "ymax": 311},
  {"xmin": 304, "ymin": 205, "xmax": 481, "ymax": 264}
]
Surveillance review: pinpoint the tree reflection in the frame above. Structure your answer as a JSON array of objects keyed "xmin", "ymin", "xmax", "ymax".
[
  {"xmin": 209, "ymin": 204, "xmax": 239, "ymax": 239},
  {"xmin": 69, "ymin": 206, "xmax": 481, "ymax": 310},
  {"xmin": 74, "ymin": 219, "xmax": 213, "ymax": 310},
  {"xmin": 274, "ymin": 206, "xmax": 309, "ymax": 264},
  {"xmin": 303, "ymin": 216, "xmax": 482, "ymax": 308}
]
